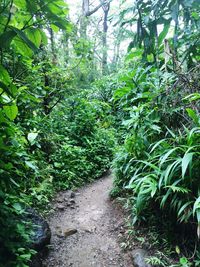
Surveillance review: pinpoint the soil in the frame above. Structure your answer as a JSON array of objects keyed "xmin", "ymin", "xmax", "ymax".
[{"xmin": 42, "ymin": 173, "xmax": 133, "ymax": 267}]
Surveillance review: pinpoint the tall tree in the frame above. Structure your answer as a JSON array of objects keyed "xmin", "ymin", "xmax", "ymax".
[
  {"xmin": 102, "ymin": 0, "xmax": 110, "ymax": 74},
  {"xmin": 81, "ymin": 0, "xmax": 104, "ymax": 38}
]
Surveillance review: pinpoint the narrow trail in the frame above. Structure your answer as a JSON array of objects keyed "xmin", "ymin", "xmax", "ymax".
[{"xmin": 43, "ymin": 174, "xmax": 133, "ymax": 267}]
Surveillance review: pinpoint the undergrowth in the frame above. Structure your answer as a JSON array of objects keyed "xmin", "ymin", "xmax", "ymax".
[{"xmin": 111, "ymin": 60, "xmax": 200, "ymax": 266}]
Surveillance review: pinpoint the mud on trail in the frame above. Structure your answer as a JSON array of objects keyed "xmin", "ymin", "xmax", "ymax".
[{"xmin": 43, "ymin": 174, "xmax": 133, "ymax": 267}]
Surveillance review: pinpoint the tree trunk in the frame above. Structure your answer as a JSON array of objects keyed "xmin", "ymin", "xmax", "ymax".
[
  {"xmin": 81, "ymin": 0, "xmax": 109, "ymax": 39},
  {"xmin": 102, "ymin": 2, "xmax": 110, "ymax": 75},
  {"xmin": 48, "ymin": 27, "xmax": 57, "ymax": 64},
  {"xmin": 112, "ymin": 31, "xmax": 121, "ymax": 70}
]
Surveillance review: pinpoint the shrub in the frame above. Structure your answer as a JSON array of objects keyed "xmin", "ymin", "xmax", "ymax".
[{"xmin": 126, "ymin": 127, "xmax": 200, "ymax": 234}]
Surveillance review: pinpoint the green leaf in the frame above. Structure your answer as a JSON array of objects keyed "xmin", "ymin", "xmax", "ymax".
[
  {"xmin": 175, "ymin": 245, "xmax": 180, "ymax": 254},
  {"xmin": 13, "ymin": 203, "xmax": 23, "ymax": 212},
  {"xmin": 12, "ymin": 27, "xmax": 38, "ymax": 52},
  {"xmin": 163, "ymin": 158, "xmax": 181, "ymax": 186},
  {"xmin": 48, "ymin": 3, "xmax": 66, "ymax": 15},
  {"xmin": 165, "ymin": 185, "xmax": 188, "ymax": 193},
  {"xmin": 26, "ymin": 28, "xmax": 42, "ymax": 48},
  {"xmin": 180, "ymin": 257, "xmax": 188, "ymax": 265},
  {"xmin": 54, "ymin": 162, "xmax": 62, "ymax": 168},
  {"xmin": 191, "ymin": 11, "xmax": 199, "ymax": 20},
  {"xmin": 160, "ymin": 147, "xmax": 180, "ymax": 166},
  {"xmin": 0, "ymin": 65, "xmax": 11, "ymax": 85},
  {"xmin": 150, "ymin": 139, "xmax": 166, "ymax": 153},
  {"xmin": 166, "ymin": 127, "xmax": 176, "ymax": 138},
  {"xmin": 184, "ymin": 93, "xmax": 200, "ymax": 102},
  {"xmin": 114, "ymin": 87, "xmax": 132, "ymax": 99},
  {"xmin": 25, "ymin": 161, "xmax": 38, "ymax": 171},
  {"xmin": 47, "ymin": 1, "xmax": 69, "ymax": 16},
  {"xmin": 186, "ymin": 108, "xmax": 199, "ymax": 125},
  {"xmin": 26, "ymin": 0, "xmax": 38, "ymax": 13},
  {"xmin": 182, "ymin": 152, "xmax": 193, "ymax": 179},
  {"xmin": 40, "ymin": 31, "xmax": 48, "ymax": 45},
  {"xmin": 160, "ymin": 188, "xmax": 172, "ymax": 208},
  {"xmin": 3, "ymin": 104, "xmax": 18, "ymax": 120},
  {"xmin": 0, "ymin": 81, "xmax": 14, "ymax": 97},
  {"xmin": 42, "ymin": 4, "xmax": 68, "ymax": 30},
  {"xmin": 52, "ymin": 20, "xmax": 68, "ymax": 30},
  {"xmin": 0, "ymin": 110, "xmax": 8, "ymax": 123},
  {"xmin": 125, "ymin": 49, "xmax": 143, "ymax": 61},
  {"xmin": 13, "ymin": 36, "xmax": 33, "ymax": 57},
  {"xmin": 51, "ymin": 24, "xmax": 60, "ymax": 33},
  {"xmin": 178, "ymin": 201, "xmax": 193, "ymax": 218},
  {"xmin": 193, "ymin": 196, "xmax": 200, "ymax": 220},
  {"xmin": 27, "ymin": 132, "xmax": 38, "ymax": 144},
  {"xmin": 14, "ymin": 0, "xmax": 26, "ymax": 8},
  {"xmin": 197, "ymin": 210, "xmax": 200, "ymax": 238},
  {"xmin": 136, "ymin": 193, "xmax": 147, "ymax": 215},
  {"xmin": 158, "ymin": 20, "xmax": 171, "ymax": 46},
  {"xmin": 0, "ymin": 30, "xmax": 17, "ymax": 48},
  {"xmin": 10, "ymin": 178, "xmax": 20, "ymax": 187},
  {"xmin": 9, "ymin": 84, "xmax": 18, "ymax": 97}
]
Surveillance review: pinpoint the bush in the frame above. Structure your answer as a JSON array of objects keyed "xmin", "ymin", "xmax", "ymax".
[
  {"xmin": 111, "ymin": 61, "xmax": 200, "ymax": 263},
  {"xmin": 49, "ymin": 99, "xmax": 116, "ymax": 189},
  {"xmin": 126, "ymin": 127, "xmax": 200, "ymax": 231}
]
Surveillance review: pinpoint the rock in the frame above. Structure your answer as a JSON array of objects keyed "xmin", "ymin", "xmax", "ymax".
[
  {"xmin": 63, "ymin": 228, "xmax": 77, "ymax": 237},
  {"xmin": 56, "ymin": 228, "xmax": 77, "ymax": 238},
  {"xmin": 56, "ymin": 230, "xmax": 64, "ymax": 238},
  {"xmin": 130, "ymin": 249, "xmax": 151, "ymax": 267},
  {"xmin": 69, "ymin": 199, "xmax": 75, "ymax": 204},
  {"xmin": 84, "ymin": 229, "xmax": 92, "ymax": 233},
  {"xmin": 25, "ymin": 208, "xmax": 51, "ymax": 251},
  {"xmin": 29, "ymin": 254, "xmax": 42, "ymax": 267},
  {"xmin": 24, "ymin": 208, "xmax": 51, "ymax": 267},
  {"xmin": 65, "ymin": 190, "xmax": 75, "ymax": 199},
  {"xmin": 57, "ymin": 204, "xmax": 65, "ymax": 211},
  {"xmin": 70, "ymin": 191, "xmax": 76, "ymax": 198},
  {"xmin": 57, "ymin": 198, "xmax": 64, "ymax": 203}
]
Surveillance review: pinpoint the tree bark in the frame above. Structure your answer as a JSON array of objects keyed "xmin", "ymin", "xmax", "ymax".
[
  {"xmin": 81, "ymin": 0, "xmax": 111, "ymax": 39},
  {"xmin": 48, "ymin": 27, "xmax": 57, "ymax": 64},
  {"xmin": 82, "ymin": 0, "xmax": 110, "ymax": 17},
  {"xmin": 102, "ymin": 1, "xmax": 110, "ymax": 74}
]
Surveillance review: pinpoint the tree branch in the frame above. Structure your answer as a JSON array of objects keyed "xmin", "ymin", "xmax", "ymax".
[
  {"xmin": 48, "ymin": 95, "xmax": 63, "ymax": 114},
  {"xmin": 4, "ymin": 0, "xmax": 13, "ymax": 32},
  {"xmin": 85, "ymin": 0, "xmax": 112, "ymax": 17}
]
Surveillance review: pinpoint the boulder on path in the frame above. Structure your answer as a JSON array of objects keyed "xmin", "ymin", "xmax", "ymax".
[
  {"xmin": 24, "ymin": 208, "xmax": 51, "ymax": 267},
  {"xmin": 29, "ymin": 255, "xmax": 42, "ymax": 267},
  {"xmin": 25, "ymin": 208, "xmax": 51, "ymax": 251},
  {"xmin": 130, "ymin": 248, "xmax": 151, "ymax": 267}
]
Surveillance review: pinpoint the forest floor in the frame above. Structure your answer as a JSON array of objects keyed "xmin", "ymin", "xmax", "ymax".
[{"xmin": 42, "ymin": 173, "xmax": 133, "ymax": 267}]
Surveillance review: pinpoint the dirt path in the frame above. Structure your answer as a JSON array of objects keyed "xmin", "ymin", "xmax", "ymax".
[{"xmin": 43, "ymin": 174, "xmax": 133, "ymax": 267}]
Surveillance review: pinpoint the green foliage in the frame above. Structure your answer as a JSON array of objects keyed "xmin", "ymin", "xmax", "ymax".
[
  {"xmin": 120, "ymin": 0, "xmax": 200, "ymax": 68},
  {"xmin": 1, "ymin": 0, "xmax": 200, "ymax": 265},
  {"xmin": 126, "ymin": 127, "xmax": 200, "ymax": 228},
  {"xmin": 0, "ymin": 0, "xmax": 116, "ymax": 266},
  {"xmin": 111, "ymin": 1, "xmax": 200, "ymax": 264},
  {"xmin": 48, "ymin": 98, "xmax": 115, "ymax": 189}
]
